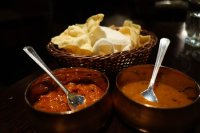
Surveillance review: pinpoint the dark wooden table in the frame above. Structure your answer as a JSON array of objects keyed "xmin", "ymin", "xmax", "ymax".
[{"xmin": 1, "ymin": 20, "xmax": 200, "ymax": 133}]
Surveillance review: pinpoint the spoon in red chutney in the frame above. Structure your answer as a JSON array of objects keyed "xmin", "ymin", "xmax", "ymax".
[
  {"xmin": 141, "ymin": 38, "xmax": 170, "ymax": 102},
  {"xmin": 23, "ymin": 46, "xmax": 85, "ymax": 111}
]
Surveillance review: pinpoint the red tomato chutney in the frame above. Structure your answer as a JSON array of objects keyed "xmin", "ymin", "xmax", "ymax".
[
  {"xmin": 33, "ymin": 82, "xmax": 104, "ymax": 112},
  {"xmin": 28, "ymin": 68, "xmax": 108, "ymax": 113}
]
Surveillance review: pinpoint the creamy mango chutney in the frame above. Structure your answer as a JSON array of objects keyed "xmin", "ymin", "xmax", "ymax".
[{"xmin": 122, "ymin": 81, "xmax": 195, "ymax": 108}]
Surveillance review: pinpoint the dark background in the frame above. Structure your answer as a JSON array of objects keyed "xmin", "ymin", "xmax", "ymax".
[{"xmin": 0, "ymin": 0, "xmax": 188, "ymax": 88}]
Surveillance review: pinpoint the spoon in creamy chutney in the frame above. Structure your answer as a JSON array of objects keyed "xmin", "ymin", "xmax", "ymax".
[
  {"xmin": 23, "ymin": 46, "xmax": 85, "ymax": 111},
  {"xmin": 141, "ymin": 38, "xmax": 170, "ymax": 102}
]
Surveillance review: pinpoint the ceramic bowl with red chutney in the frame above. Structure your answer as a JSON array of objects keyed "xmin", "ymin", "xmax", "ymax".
[
  {"xmin": 25, "ymin": 67, "xmax": 112, "ymax": 133},
  {"xmin": 113, "ymin": 64, "xmax": 200, "ymax": 133}
]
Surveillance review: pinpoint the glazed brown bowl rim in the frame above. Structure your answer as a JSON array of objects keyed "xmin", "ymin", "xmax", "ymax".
[
  {"xmin": 116, "ymin": 64, "xmax": 200, "ymax": 110},
  {"xmin": 25, "ymin": 67, "xmax": 110, "ymax": 115}
]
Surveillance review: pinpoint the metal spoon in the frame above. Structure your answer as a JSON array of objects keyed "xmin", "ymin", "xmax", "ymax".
[
  {"xmin": 141, "ymin": 38, "xmax": 170, "ymax": 102},
  {"xmin": 23, "ymin": 46, "xmax": 85, "ymax": 111}
]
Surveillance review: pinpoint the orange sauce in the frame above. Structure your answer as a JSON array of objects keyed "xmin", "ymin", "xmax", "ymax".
[
  {"xmin": 122, "ymin": 81, "xmax": 194, "ymax": 108},
  {"xmin": 33, "ymin": 82, "xmax": 104, "ymax": 112}
]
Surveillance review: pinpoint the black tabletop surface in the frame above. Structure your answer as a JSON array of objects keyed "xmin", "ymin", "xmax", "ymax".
[{"xmin": 0, "ymin": 19, "xmax": 200, "ymax": 133}]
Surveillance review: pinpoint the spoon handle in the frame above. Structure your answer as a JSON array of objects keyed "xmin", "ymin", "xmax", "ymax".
[
  {"xmin": 23, "ymin": 46, "xmax": 69, "ymax": 95},
  {"xmin": 149, "ymin": 38, "xmax": 170, "ymax": 86}
]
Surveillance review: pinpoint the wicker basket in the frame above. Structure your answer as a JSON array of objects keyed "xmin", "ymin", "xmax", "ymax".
[{"xmin": 47, "ymin": 30, "xmax": 157, "ymax": 75}]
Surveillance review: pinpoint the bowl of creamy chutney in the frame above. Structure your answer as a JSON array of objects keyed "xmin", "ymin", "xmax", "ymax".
[{"xmin": 113, "ymin": 64, "xmax": 200, "ymax": 133}]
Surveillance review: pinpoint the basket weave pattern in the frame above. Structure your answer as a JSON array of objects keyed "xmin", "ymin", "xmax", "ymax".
[{"xmin": 47, "ymin": 30, "xmax": 157, "ymax": 74}]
